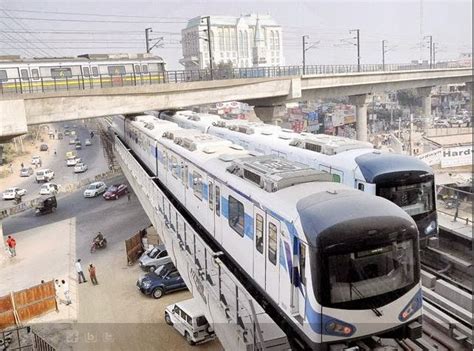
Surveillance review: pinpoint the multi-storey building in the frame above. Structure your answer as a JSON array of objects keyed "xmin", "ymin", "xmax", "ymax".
[{"xmin": 180, "ymin": 14, "xmax": 284, "ymax": 70}]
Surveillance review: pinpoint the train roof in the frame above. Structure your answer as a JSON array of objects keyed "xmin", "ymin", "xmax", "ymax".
[{"xmin": 0, "ymin": 53, "xmax": 164, "ymax": 63}]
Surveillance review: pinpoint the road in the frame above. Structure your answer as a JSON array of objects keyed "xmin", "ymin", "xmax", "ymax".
[
  {"xmin": 2, "ymin": 176, "xmax": 222, "ymax": 350},
  {"xmin": 0, "ymin": 120, "xmax": 109, "ymax": 210}
]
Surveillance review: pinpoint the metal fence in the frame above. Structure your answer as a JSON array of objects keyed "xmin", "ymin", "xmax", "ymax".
[
  {"xmin": 0, "ymin": 326, "xmax": 56, "ymax": 351},
  {"xmin": 0, "ymin": 62, "xmax": 470, "ymax": 95},
  {"xmin": 437, "ymin": 185, "xmax": 473, "ymax": 224}
]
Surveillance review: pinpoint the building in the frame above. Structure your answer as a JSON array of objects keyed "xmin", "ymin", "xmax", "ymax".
[{"xmin": 180, "ymin": 14, "xmax": 284, "ymax": 70}]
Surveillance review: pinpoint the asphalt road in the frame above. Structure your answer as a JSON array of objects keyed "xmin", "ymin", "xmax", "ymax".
[{"xmin": 1, "ymin": 121, "xmax": 109, "ymax": 210}]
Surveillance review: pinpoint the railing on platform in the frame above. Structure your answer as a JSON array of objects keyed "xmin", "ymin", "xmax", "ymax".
[
  {"xmin": 437, "ymin": 185, "xmax": 473, "ymax": 225},
  {"xmin": 0, "ymin": 62, "xmax": 470, "ymax": 95},
  {"xmin": 114, "ymin": 136, "xmax": 287, "ymax": 350}
]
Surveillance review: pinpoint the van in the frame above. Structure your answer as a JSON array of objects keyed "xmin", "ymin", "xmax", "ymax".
[
  {"xmin": 165, "ymin": 298, "xmax": 216, "ymax": 345},
  {"xmin": 65, "ymin": 151, "xmax": 76, "ymax": 159},
  {"xmin": 36, "ymin": 169, "xmax": 55, "ymax": 183}
]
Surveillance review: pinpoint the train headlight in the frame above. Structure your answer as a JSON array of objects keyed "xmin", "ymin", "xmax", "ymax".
[
  {"xmin": 325, "ymin": 320, "xmax": 355, "ymax": 337},
  {"xmin": 399, "ymin": 293, "xmax": 422, "ymax": 322},
  {"xmin": 424, "ymin": 220, "xmax": 437, "ymax": 235}
]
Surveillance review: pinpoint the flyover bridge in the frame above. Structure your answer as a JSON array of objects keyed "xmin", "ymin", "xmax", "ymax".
[{"xmin": 0, "ymin": 62, "xmax": 472, "ymax": 142}]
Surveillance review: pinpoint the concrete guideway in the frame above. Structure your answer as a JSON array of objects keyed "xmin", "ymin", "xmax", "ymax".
[{"xmin": 0, "ymin": 67, "xmax": 471, "ymax": 142}]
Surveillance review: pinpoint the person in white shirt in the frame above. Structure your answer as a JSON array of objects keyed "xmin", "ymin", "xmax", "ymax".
[
  {"xmin": 75, "ymin": 259, "xmax": 87, "ymax": 284},
  {"xmin": 61, "ymin": 279, "xmax": 72, "ymax": 305}
]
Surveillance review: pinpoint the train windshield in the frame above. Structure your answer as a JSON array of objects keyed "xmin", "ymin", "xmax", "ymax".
[
  {"xmin": 377, "ymin": 179, "xmax": 434, "ymax": 217},
  {"xmin": 327, "ymin": 239, "xmax": 415, "ymax": 306}
]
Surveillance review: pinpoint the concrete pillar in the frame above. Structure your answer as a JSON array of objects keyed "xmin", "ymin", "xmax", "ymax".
[
  {"xmin": 417, "ymin": 87, "xmax": 433, "ymax": 119},
  {"xmin": 349, "ymin": 94, "xmax": 370, "ymax": 142},
  {"xmin": 0, "ymin": 99, "xmax": 28, "ymax": 143},
  {"xmin": 254, "ymin": 105, "xmax": 286, "ymax": 125}
]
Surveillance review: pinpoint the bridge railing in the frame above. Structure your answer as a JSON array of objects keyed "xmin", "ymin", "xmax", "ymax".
[{"xmin": 0, "ymin": 62, "xmax": 469, "ymax": 95}]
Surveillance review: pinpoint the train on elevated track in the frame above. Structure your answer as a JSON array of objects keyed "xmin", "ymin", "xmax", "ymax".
[{"xmin": 111, "ymin": 114, "xmax": 423, "ymax": 350}]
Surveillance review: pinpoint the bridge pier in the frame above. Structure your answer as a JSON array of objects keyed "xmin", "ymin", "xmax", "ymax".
[
  {"xmin": 417, "ymin": 87, "xmax": 433, "ymax": 119},
  {"xmin": 349, "ymin": 94, "xmax": 370, "ymax": 142},
  {"xmin": 0, "ymin": 100, "xmax": 28, "ymax": 143},
  {"xmin": 253, "ymin": 105, "xmax": 286, "ymax": 125}
]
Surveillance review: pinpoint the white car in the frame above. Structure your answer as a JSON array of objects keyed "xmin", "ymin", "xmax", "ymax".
[
  {"xmin": 35, "ymin": 169, "xmax": 55, "ymax": 183},
  {"xmin": 39, "ymin": 183, "xmax": 59, "ymax": 195},
  {"xmin": 85, "ymin": 139, "xmax": 92, "ymax": 146},
  {"xmin": 2, "ymin": 187, "xmax": 27, "ymax": 200},
  {"xmin": 69, "ymin": 138, "xmax": 76, "ymax": 145},
  {"xmin": 83, "ymin": 182, "xmax": 107, "ymax": 198},
  {"xmin": 31, "ymin": 155, "xmax": 41, "ymax": 165},
  {"xmin": 74, "ymin": 163, "xmax": 88, "ymax": 173},
  {"xmin": 66, "ymin": 157, "xmax": 81, "ymax": 167}
]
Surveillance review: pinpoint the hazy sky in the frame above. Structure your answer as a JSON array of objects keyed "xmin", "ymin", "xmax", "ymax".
[{"xmin": 0, "ymin": 0, "xmax": 471, "ymax": 69}]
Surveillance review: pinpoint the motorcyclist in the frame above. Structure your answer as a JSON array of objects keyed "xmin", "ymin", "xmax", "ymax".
[{"xmin": 94, "ymin": 232, "xmax": 104, "ymax": 244}]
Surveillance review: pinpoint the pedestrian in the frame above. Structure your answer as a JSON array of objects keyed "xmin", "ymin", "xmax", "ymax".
[
  {"xmin": 88, "ymin": 264, "xmax": 98, "ymax": 285},
  {"xmin": 61, "ymin": 279, "xmax": 72, "ymax": 305},
  {"xmin": 38, "ymin": 159, "xmax": 42, "ymax": 167},
  {"xmin": 20, "ymin": 162, "xmax": 24, "ymax": 169},
  {"xmin": 6, "ymin": 235, "xmax": 16, "ymax": 257},
  {"xmin": 127, "ymin": 191, "xmax": 131, "ymax": 202},
  {"xmin": 75, "ymin": 259, "xmax": 87, "ymax": 284},
  {"xmin": 9, "ymin": 163, "xmax": 13, "ymax": 174}
]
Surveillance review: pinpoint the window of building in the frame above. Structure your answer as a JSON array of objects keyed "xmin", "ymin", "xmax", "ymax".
[
  {"xmin": 255, "ymin": 214, "xmax": 264, "ymax": 254},
  {"xmin": 269, "ymin": 31, "xmax": 275, "ymax": 50},
  {"xmin": 0, "ymin": 70, "xmax": 7, "ymax": 82},
  {"xmin": 83, "ymin": 67, "xmax": 90, "ymax": 77},
  {"xmin": 193, "ymin": 171, "xmax": 203, "ymax": 200},
  {"xmin": 268, "ymin": 222, "xmax": 277, "ymax": 265},
  {"xmin": 228, "ymin": 196, "xmax": 244, "ymax": 236},
  {"xmin": 107, "ymin": 65, "xmax": 126, "ymax": 75},
  {"xmin": 31, "ymin": 69, "xmax": 39, "ymax": 80},
  {"xmin": 209, "ymin": 182, "xmax": 214, "ymax": 210},
  {"xmin": 275, "ymin": 31, "xmax": 280, "ymax": 50},
  {"xmin": 92, "ymin": 67, "xmax": 99, "ymax": 77},
  {"xmin": 215, "ymin": 186, "xmax": 220, "ymax": 216},
  {"xmin": 224, "ymin": 27, "xmax": 230, "ymax": 51},
  {"xmin": 218, "ymin": 28, "xmax": 224, "ymax": 51}
]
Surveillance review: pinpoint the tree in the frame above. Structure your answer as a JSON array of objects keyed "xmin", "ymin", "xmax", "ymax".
[
  {"xmin": 396, "ymin": 89, "xmax": 422, "ymax": 107},
  {"xmin": 215, "ymin": 60, "xmax": 234, "ymax": 79}
]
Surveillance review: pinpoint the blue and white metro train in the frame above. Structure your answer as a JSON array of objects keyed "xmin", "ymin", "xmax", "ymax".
[
  {"xmin": 157, "ymin": 110, "xmax": 438, "ymax": 240},
  {"xmin": 112, "ymin": 114, "xmax": 422, "ymax": 350}
]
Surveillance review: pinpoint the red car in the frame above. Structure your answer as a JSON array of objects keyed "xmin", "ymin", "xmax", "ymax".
[{"xmin": 103, "ymin": 184, "xmax": 128, "ymax": 200}]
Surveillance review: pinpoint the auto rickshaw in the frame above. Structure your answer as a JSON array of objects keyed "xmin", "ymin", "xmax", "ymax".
[{"xmin": 35, "ymin": 196, "xmax": 57, "ymax": 215}]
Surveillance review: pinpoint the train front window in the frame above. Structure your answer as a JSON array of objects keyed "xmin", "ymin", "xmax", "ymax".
[
  {"xmin": 378, "ymin": 180, "xmax": 434, "ymax": 216},
  {"xmin": 327, "ymin": 239, "xmax": 415, "ymax": 305}
]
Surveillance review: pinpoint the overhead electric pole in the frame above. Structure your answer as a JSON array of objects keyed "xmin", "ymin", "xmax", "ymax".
[
  {"xmin": 432, "ymin": 42, "xmax": 436, "ymax": 66},
  {"xmin": 302, "ymin": 35, "xmax": 319, "ymax": 75},
  {"xmin": 382, "ymin": 40, "xmax": 387, "ymax": 70},
  {"xmin": 201, "ymin": 16, "xmax": 214, "ymax": 79},
  {"xmin": 145, "ymin": 27, "xmax": 152, "ymax": 53},
  {"xmin": 350, "ymin": 29, "xmax": 360, "ymax": 72},
  {"xmin": 424, "ymin": 35, "xmax": 433, "ymax": 68}
]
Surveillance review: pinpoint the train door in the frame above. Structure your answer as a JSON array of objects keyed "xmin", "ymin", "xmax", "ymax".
[
  {"xmin": 213, "ymin": 182, "xmax": 223, "ymax": 244},
  {"xmin": 29, "ymin": 66, "xmax": 40, "ymax": 92},
  {"xmin": 266, "ymin": 214, "xmax": 280, "ymax": 302},
  {"xmin": 253, "ymin": 206, "xmax": 266, "ymax": 288}
]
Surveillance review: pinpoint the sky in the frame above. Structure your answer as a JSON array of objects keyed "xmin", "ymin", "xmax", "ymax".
[{"xmin": 0, "ymin": 0, "xmax": 471, "ymax": 69}]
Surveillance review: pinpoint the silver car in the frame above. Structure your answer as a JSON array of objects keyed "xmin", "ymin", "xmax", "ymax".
[{"xmin": 138, "ymin": 245, "xmax": 171, "ymax": 272}]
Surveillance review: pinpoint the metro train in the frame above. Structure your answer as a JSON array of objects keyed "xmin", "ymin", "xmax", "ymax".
[
  {"xmin": 0, "ymin": 53, "xmax": 165, "ymax": 93},
  {"xmin": 157, "ymin": 110, "xmax": 438, "ymax": 240},
  {"xmin": 112, "ymin": 114, "xmax": 422, "ymax": 350}
]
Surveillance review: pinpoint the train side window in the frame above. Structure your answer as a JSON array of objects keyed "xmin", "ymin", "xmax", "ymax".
[
  {"xmin": 20, "ymin": 69, "xmax": 29, "ymax": 80},
  {"xmin": 0, "ymin": 70, "xmax": 7, "ymax": 82},
  {"xmin": 142, "ymin": 65, "xmax": 148, "ymax": 74},
  {"xmin": 108, "ymin": 65, "xmax": 126, "ymax": 75},
  {"xmin": 31, "ymin": 69, "xmax": 39, "ymax": 80},
  {"xmin": 215, "ymin": 186, "xmax": 220, "ymax": 216},
  {"xmin": 255, "ymin": 214, "xmax": 264, "ymax": 254},
  {"xmin": 170, "ymin": 156, "xmax": 178, "ymax": 178},
  {"xmin": 181, "ymin": 164, "xmax": 188, "ymax": 186},
  {"xmin": 92, "ymin": 67, "xmax": 99, "ymax": 77},
  {"xmin": 209, "ymin": 182, "xmax": 214, "ymax": 210},
  {"xmin": 135, "ymin": 65, "xmax": 141, "ymax": 74},
  {"xmin": 83, "ymin": 67, "xmax": 90, "ymax": 77},
  {"xmin": 332, "ymin": 174, "xmax": 341, "ymax": 183},
  {"xmin": 193, "ymin": 171, "xmax": 203, "ymax": 200},
  {"xmin": 358, "ymin": 183, "xmax": 364, "ymax": 191},
  {"xmin": 299, "ymin": 242, "xmax": 307, "ymax": 285},
  {"xmin": 268, "ymin": 223, "xmax": 277, "ymax": 265},
  {"xmin": 228, "ymin": 196, "xmax": 244, "ymax": 237}
]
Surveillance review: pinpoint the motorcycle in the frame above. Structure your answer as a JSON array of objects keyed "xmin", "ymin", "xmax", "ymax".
[{"xmin": 90, "ymin": 236, "xmax": 107, "ymax": 253}]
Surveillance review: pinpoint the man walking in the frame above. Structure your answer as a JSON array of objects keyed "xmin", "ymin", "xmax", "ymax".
[
  {"xmin": 6, "ymin": 235, "xmax": 16, "ymax": 257},
  {"xmin": 75, "ymin": 259, "xmax": 87, "ymax": 284},
  {"xmin": 88, "ymin": 264, "xmax": 98, "ymax": 285},
  {"xmin": 61, "ymin": 279, "xmax": 72, "ymax": 305}
]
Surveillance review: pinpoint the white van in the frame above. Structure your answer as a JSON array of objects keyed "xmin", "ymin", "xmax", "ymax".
[
  {"xmin": 36, "ymin": 169, "xmax": 55, "ymax": 183},
  {"xmin": 165, "ymin": 298, "xmax": 216, "ymax": 345}
]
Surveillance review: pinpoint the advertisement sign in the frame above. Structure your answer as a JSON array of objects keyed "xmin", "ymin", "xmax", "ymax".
[
  {"xmin": 440, "ymin": 146, "xmax": 473, "ymax": 168},
  {"xmin": 344, "ymin": 115, "xmax": 356, "ymax": 124},
  {"xmin": 418, "ymin": 149, "xmax": 442, "ymax": 166}
]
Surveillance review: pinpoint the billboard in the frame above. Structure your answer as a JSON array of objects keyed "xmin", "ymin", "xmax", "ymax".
[{"xmin": 440, "ymin": 146, "xmax": 473, "ymax": 168}]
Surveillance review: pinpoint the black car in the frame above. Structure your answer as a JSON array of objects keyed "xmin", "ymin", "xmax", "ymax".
[
  {"xmin": 40, "ymin": 144, "xmax": 48, "ymax": 151},
  {"xmin": 35, "ymin": 196, "xmax": 57, "ymax": 215},
  {"xmin": 137, "ymin": 262, "xmax": 187, "ymax": 299}
]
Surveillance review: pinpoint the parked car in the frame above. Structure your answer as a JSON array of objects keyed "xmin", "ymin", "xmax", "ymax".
[
  {"xmin": 20, "ymin": 167, "xmax": 34, "ymax": 177},
  {"xmin": 66, "ymin": 157, "xmax": 81, "ymax": 167},
  {"xmin": 57, "ymin": 132, "xmax": 63, "ymax": 140},
  {"xmin": 64, "ymin": 130, "xmax": 71, "ymax": 136},
  {"xmin": 74, "ymin": 162, "xmax": 88, "ymax": 173},
  {"xmin": 103, "ymin": 184, "xmax": 128, "ymax": 200},
  {"xmin": 31, "ymin": 155, "xmax": 41, "ymax": 165},
  {"xmin": 85, "ymin": 139, "xmax": 92, "ymax": 146},
  {"xmin": 136, "ymin": 263, "xmax": 186, "ymax": 299},
  {"xmin": 69, "ymin": 138, "xmax": 76, "ymax": 145},
  {"xmin": 35, "ymin": 196, "xmax": 57, "ymax": 215},
  {"xmin": 138, "ymin": 245, "xmax": 171, "ymax": 272},
  {"xmin": 39, "ymin": 183, "xmax": 59, "ymax": 195},
  {"xmin": 448, "ymin": 116, "xmax": 464, "ymax": 127},
  {"xmin": 35, "ymin": 169, "xmax": 55, "ymax": 183},
  {"xmin": 83, "ymin": 181, "xmax": 107, "ymax": 198},
  {"xmin": 3, "ymin": 187, "xmax": 27, "ymax": 200},
  {"xmin": 165, "ymin": 298, "xmax": 216, "ymax": 345},
  {"xmin": 75, "ymin": 141, "xmax": 82, "ymax": 150},
  {"xmin": 40, "ymin": 144, "xmax": 48, "ymax": 151},
  {"xmin": 65, "ymin": 151, "xmax": 77, "ymax": 159}
]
